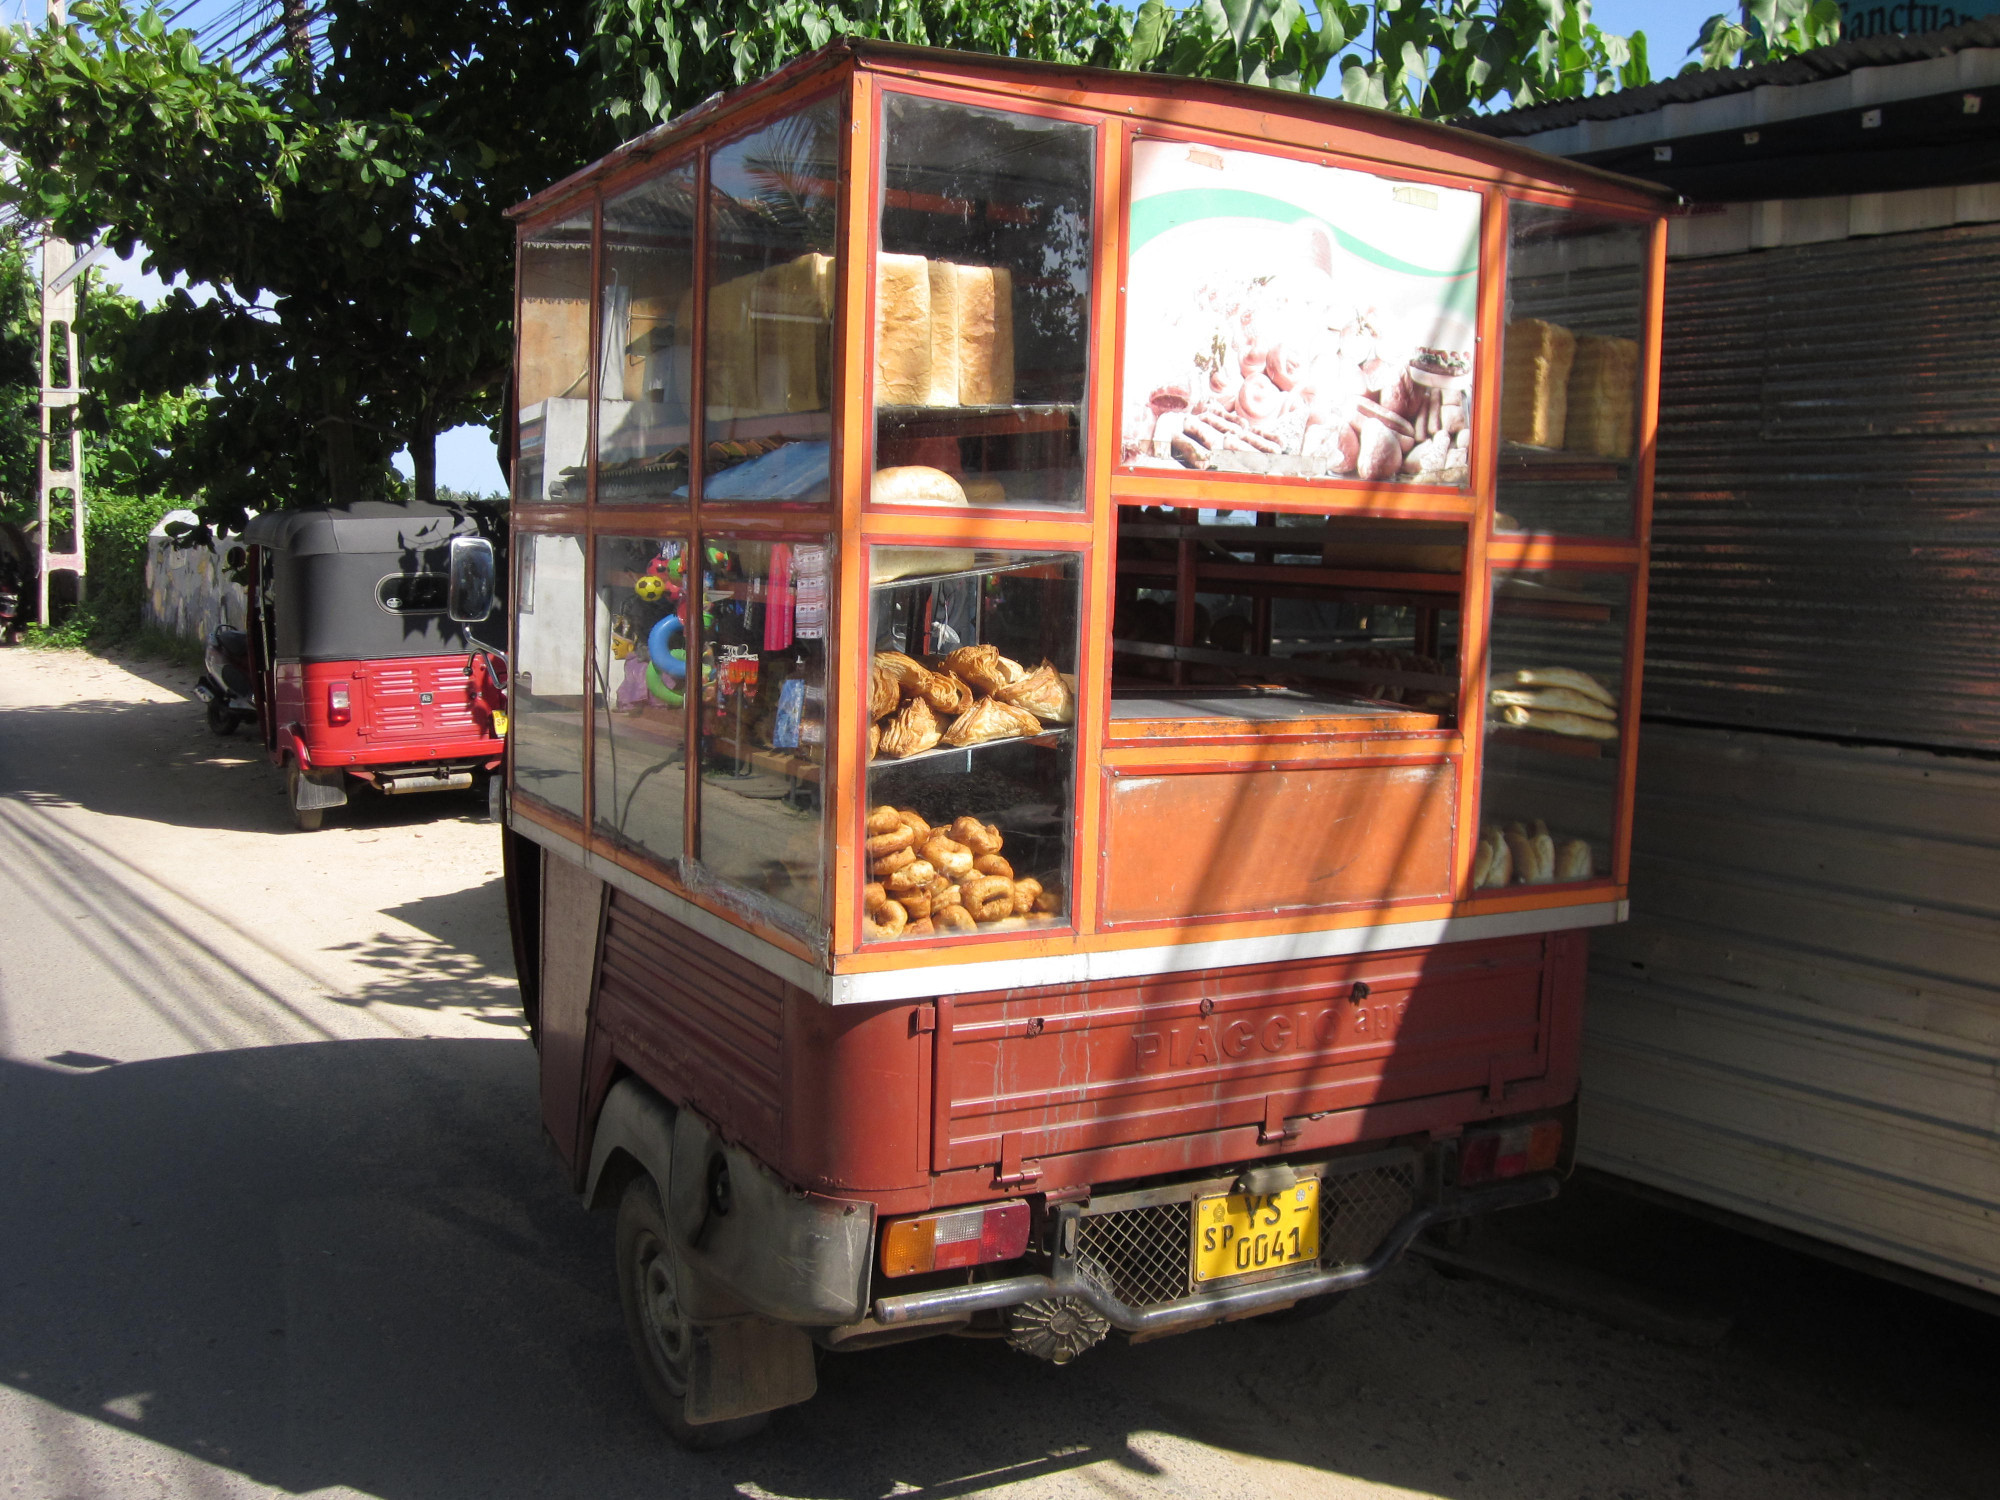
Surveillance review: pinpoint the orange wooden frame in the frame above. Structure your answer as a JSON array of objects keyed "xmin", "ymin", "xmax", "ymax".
[{"xmin": 501, "ymin": 42, "xmax": 1672, "ymax": 980}]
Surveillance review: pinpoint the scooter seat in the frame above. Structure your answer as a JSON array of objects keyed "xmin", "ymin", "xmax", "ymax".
[{"xmin": 215, "ymin": 626, "xmax": 250, "ymax": 665}]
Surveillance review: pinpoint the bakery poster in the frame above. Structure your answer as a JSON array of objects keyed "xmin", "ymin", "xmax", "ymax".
[{"xmin": 1121, "ymin": 139, "xmax": 1481, "ymax": 486}]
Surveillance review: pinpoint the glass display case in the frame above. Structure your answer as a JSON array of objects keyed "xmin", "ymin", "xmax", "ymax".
[
  {"xmin": 594, "ymin": 535, "xmax": 689, "ymax": 868},
  {"xmin": 704, "ymin": 101, "xmax": 841, "ymax": 508},
  {"xmin": 596, "ymin": 166, "xmax": 697, "ymax": 505},
  {"xmin": 503, "ymin": 47, "xmax": 1667, "ymax": 970},
  {"xmin": 511, "ymin": 532, "xmax": 588, "ymax": 820},
  {"xmin": 872, "ymin": 95, "xmax": 1094, "ymax": 512},
  {"xmin": 515, "ymin": 210, "xmax": 592, "ymax": 503},
  {"xmin": 1476, "ymin": 565, "xmax": 1631, "ymax": 887},
  {"xmin": 1109, "ymin": 507, "xmax": 1462, "ymax": 735},
  {"xmin": 863, "ymin": 546, "xmax": 1079, "ymax": 939},
  {"xmin": 696, "ymin": 536, "xmax": 831, "ymax": 929},
  {"xmin": 1497, "ymin": 202, "xmax": 1649, "ymax": 538}
]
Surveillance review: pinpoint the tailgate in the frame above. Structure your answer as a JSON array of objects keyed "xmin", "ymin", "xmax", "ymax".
[
  {"xmin": 933, "ymin": 936, "xmax": 1554, "ymax": 1176},
  {"xmin": 358, "ymin": 656, "xmax": 485, "ymax": 744}
]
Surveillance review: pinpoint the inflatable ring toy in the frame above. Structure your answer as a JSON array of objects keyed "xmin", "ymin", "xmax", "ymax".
[
  {"xmin": 645, "ymin": 661, "xmax": 685, "ymax": 708},
  {"xmin": 647, "ymin": 614, "xmax": 687, "ymax": 680}
]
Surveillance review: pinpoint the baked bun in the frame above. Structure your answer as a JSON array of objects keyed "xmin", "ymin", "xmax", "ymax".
[{"xmin": 872, "ymin": 466, "xmax": 968, "ymax": 507}]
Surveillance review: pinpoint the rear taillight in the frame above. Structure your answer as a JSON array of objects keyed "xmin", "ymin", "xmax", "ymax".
[
  {"xmin": 1458, "ymin": 1118, "xmax": 1563, "ymax": 1186},
  {"xmin": 327, "ymin": 682, "xmax": 352, "ymax": 727},
  {"xmin": 881, "ymin": 1201, "xmax": 1031, "ymax": 1277}
]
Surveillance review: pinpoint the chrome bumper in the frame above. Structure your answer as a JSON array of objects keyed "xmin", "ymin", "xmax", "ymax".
[{"xmin": 873, "ymin": 1175, "xmax": 1559, "ymax": 1335}]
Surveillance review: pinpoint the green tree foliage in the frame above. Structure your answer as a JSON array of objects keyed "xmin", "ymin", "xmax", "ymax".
[
  {"xmin": 0, "ymin": 0, "xmax": 602, "ymax": 530},
  {"xmin": 1684, "ymin": 0, "xmax": 1840, "ymax": 71},
  {"xmin": 0, "ymin": 228, "xmax": 41, "ymax": 519}
]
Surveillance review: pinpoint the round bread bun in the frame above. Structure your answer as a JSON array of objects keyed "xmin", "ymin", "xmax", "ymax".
[{"xmin": 872, "ymin": 466, "xmax": 968, "ymax": 508}]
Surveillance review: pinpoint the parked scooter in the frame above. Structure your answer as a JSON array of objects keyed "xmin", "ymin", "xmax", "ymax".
[{"xmin": 194, "ymin": 624, "xmax": 256, "ymax": 736}]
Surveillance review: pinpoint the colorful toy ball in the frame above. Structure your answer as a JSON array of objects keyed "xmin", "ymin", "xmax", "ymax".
[
  {"xmin": 645, "ymin": 554, "xmax": 673, "ymax": 579},
  {"xmin": 633, "ymin": 574, "xmax": 667, "ymax": 603}
]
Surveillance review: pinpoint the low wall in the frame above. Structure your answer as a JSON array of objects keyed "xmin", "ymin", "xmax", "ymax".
[{"xmin": 143, "ymin": 511, "xmax": 247, "ymax": 643}]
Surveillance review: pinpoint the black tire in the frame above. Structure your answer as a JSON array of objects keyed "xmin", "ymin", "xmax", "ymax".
[
  {"xmin": 614, "ymin": 1175, "xmax": 769, "ymax": 1450},
  {"xmin": 285, "ymin": 763, "xmax": 325, "ymax": 832},
  {"xmin": 206, "ymin": 698, "xmax": 237, "ymax": 737}
]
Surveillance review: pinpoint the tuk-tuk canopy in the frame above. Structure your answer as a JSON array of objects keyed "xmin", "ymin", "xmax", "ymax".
[{"xmin": 244, "ymin": 501, "xmax": 502, "ymax": 663}]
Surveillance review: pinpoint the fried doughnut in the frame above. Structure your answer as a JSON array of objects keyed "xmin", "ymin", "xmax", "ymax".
[
  {"xmin": 905, "ymin": 916, "xmax": 935, "ymax": 937},
  {"xmin": 961, "ymin": 876, "xmax": 1015, "ymax": 922},
  {"xmin": 863, "ymin": 881, "xmax": 888, "ymax": 913},
  {"xmin": 885, "ymin": 859, "xmax": 936, "ymax": 895},
  {"xmin": 900, "ymin": 890, "xmax": 933, "ymax": 919},
  {"xmin": 1033, "ymin": 883, "xmax": 1061, "ymax": 915},
  {"xmin": 865, "ymin": 824, "xmax": 916, "ymax": 857},
  {"xmin": 949, "ymin": 817, "xmax": 1004, "ymax": 856},
  {"xmin": 921, "ymin": 835, "xmax": 974, "ymax": 879},
  {"xmin": 935, "ymin": 904, "xmax": 977, "ymax": 933},
  {"xmin": 872, "ymin": 846, "xmax": 916, "ymax": 877},
  {"xmin": 894, "ymin": 808, "xmax": 932, "ymax": 840},
  {"xmin": 865, "ymin": 805, "xmax": 903, "ymax": 836},
  {"xmin": 1010, "ymin": 877, "xmax": 1043, "ymax": 916},
  {"xmin": 972, "ymin": 853, "xmax": 1013, "ymax": 880},
  {"xmin": 863, "ymin": 899, "xmax": 907, "ymax": 940}
]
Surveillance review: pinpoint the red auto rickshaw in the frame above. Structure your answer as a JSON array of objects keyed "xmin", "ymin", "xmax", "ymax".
[{"xmin": 236, "ymin": 501, "xmax": 507, "ymax": 830}]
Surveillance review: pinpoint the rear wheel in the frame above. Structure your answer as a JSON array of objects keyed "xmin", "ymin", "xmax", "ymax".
[
  {"xmin": 615, "ymin": 1175, "xmax": 769, "ymax": 1449},
  {"xmin": 285, "ymin": 763, "xmax": 324, "ymax": 832},
  {"xmin": 205, "ymin": 698, "xmax": 237, "ymax": 737}
]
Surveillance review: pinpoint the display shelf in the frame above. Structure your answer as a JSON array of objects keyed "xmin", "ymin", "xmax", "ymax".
[
  {"xmin": 1484, "ymin": 723, "xmax": 1613, "ymax": 759},
  {"xmin": 1113, "ymin": 638, "xmax": 1456, "ymax": 698},
  {"xmin": 876, "ymin": 401, "xmax": 1079, "ymax": 439},
  {"xmin": 869, "ymin": 553, "xmax": 1070, "ymax": 592},
  {"xmin": 869, "ymin": 726, "xmax": 1071, "ymax": 770},
  {"xmin": 1498, "ymin": 443, "xmax": 1625, "ymax": 484}
]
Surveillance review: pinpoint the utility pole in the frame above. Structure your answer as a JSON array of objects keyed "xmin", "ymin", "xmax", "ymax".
[{"xmin": 36, "ymin": 0, "xmax": 84, "ymax": 624}]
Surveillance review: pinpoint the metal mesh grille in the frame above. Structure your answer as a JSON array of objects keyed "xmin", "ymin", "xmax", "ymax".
[
  {"xmin": 1075, "ymin": 1202, "xmax": 1193, "ymax": 1308},
  {"xmin": 1073, "ymin": 1163, "xmax": 1419, "ymax": 1310},
  {"xmin": 1319, "ymin": 1163, "xmax": 1418, "ymax": 1267}
]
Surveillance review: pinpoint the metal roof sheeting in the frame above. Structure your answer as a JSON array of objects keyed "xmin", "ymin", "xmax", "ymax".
[
  {"xmin": 1642, "ymin": 221, "xmax": 2000, "ymax": 751},
  {"xmin": 1583, "ymin": 723, "xmax": 2000, "ymax": 1297},
  {"xmin": 1469, "ymin": 17, "xmax": 2000, "ymax": 139}
]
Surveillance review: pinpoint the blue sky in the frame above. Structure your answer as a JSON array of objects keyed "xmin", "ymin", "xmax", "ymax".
[{"xmin": 62, "ymin": 0, "xmax": 1723, "ymax": 496}]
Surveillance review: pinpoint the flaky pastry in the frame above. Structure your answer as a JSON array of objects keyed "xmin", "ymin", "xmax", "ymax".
[
  {"xmin": 938, "ymin": 644, "xmax": 1026, "ymax": 696},
  {"xmin": 994, "ymin": 661, "xmax": 1075, "ymax": 726},
  {"xmin": 876, "ymin": 697, "xmax": 941, "ymax": 758}
]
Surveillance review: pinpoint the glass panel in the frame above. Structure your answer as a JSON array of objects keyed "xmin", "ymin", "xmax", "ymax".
[
  {"xmin": 703, "ymin": 101, "xmax": 840, "ymax": 506},
  {"xmin": 516, "ymin": 209, "xmax": 593, "ymax": 503},
  {"xmin": 1498, "ymin": 203, "xmax": 1648, "ymax": 536},
  {"xmin": 1121, "ymin": 139, "xmax": 1481, "ymax": 487},
  {"xmin": 1111, "ymin": 506, "xmax": 1461, "ymax": 730},
  {"xmin": 597, "ymin": 164, "xmax": 698, "ymax": 505},
  {"xmin": 594, "ymin": 535, "xmax": 690, "ymax": 869},
  {"xmin": 695, "ymin": 536, "xmax": 832, "ymax": 931},
  {"xmin": 864, "ymin": 548, "xmax": 1079, "ymax": 941},
  {"xmin": 874, "ymin": 95, "xmax": 1094, "ymax": 512},
  {"xmin": 1476, "ymin": 566, "xmax": 1629, "ymax": 889},
  {"xmin": 511, "ymin": 532, "xmax": 588, "ymax": 820}
]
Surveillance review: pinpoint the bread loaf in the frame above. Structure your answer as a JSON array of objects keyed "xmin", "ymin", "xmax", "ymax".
[
  {"xmin": 871, "ymin": 466, "xmax": 967, "ymax": 507},
  {"xmin": 924, "ymin": 259, "xmax": 963, "ymax": 407},
  {"xmin": 956, "ymin": 265, "xmax": 1015, "ymax": 406},
  {"xmin": 752, "ymin": 253, "xmax": 833, "ymax": 415},
  {"xmin": 1500, "ymin": 318, "xmax": 1576, "ymax": 448},
  {"xmin": 876, "ymin": 253, "xmax": 932, "ymax": 406},
  {"xmin": 1564, "ymin": 335, "xmax": 1638, "ymax": 460}
]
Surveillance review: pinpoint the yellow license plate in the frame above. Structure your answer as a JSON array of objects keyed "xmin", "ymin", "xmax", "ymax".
[
  {"xmin": 491, "ymin": 710, "xmax": 510, "ymax": 738},
  {"xmin": 1193, "ymin": 1180, "xmax": 1320, "ymax": 1283}
]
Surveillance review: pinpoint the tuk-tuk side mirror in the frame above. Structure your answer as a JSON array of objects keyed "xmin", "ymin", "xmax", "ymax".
[{"xmin": 447, "ymin": 535, "xmax": 496, "ymax": 623}]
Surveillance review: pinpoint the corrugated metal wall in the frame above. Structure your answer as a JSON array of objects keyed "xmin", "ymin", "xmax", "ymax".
[
  {"xmin": 1585, "ymin": 725, "xmax": 2000, "ymax": 1294},
  {"xmin": 1581, "ymin": 221, "xmax": 2000, "ymax": 1296},
  {"xmin": 1645, "ymin": 222, "xmax": 2000, "ymax": 752}
]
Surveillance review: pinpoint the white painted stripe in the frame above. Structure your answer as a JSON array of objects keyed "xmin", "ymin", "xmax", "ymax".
[{"xmin": 510, "ymin": 815, "xmax": 1625, "ymax": 1007}]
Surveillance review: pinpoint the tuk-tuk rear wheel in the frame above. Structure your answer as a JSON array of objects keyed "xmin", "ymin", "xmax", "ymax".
[
  {"xmin": 615, "ymin": 1174, "xmax": 769, "ymax": 1449},
  {"xmin": 285, "ymin": 763, "xmax": 324, "ymax": 832}
]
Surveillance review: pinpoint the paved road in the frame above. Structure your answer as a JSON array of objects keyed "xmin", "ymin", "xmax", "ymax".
[{"xmin": 2, "ymin": 646, "xmax": 1996, "ymax": 1500}]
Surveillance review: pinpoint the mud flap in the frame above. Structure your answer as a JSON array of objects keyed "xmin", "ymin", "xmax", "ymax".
[
  {"xmin": 684, "ymin": 1317, "xmax": 817, "ymax": 1425},
  {"xmin": 293, "ymin": 766, "xmax": 349, "ymax": 810}
]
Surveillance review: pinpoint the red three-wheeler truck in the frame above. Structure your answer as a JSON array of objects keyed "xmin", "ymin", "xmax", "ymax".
[
  {"xmin": 230, "ymin": 501, "xmax": 508, "ymax": 830},
  {"xmin": 497, "ymin": 41, "xmax": 1671, "ymax": 1445}
]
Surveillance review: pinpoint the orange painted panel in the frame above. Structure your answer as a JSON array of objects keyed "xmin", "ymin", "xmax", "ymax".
[{"xmin": 1103, "ymin": 761, "xmax": 1456, "ymax": 923}]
